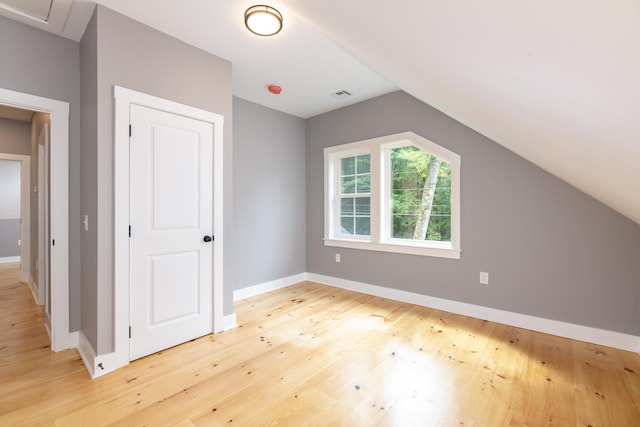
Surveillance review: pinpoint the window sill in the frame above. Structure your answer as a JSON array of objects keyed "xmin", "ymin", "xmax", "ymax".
[{"xmin": 324, "ymin": 238, "xmax": 461, "ymax": 259}]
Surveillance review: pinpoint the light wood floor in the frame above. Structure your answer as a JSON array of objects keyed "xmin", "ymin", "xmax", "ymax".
[{"xmin": 1, "ymin": 263, "xmax": 639, "ymax": 426}]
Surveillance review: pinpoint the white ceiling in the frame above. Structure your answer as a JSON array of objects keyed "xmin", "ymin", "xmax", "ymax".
[
  {"xmin": 1, "ymin": 0, "xmax": 639, "ymax": 225},
  {"xmin": 64, "ymin": 0, "xmax": 398, "ymax": 118}
]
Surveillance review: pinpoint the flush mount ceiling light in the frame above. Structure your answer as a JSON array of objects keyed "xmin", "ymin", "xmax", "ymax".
[{"xmin": 244, "ymin": 5, "xmax": 283, "ymax": 36}]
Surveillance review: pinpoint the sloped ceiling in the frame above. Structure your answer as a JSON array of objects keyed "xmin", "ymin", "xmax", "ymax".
[
  {"xmin": 281, "ymin": 0, "xmax": 640, "ymax": 225},
  {"xmin": 1, "ymin": 0, "xmax": 638, "ymax": 225}
]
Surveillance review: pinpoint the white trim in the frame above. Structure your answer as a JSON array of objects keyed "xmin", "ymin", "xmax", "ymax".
[
  {"xmin": 77, "ymin": 331, "xmax": 117, "ymax": 379},
  {"xmin": 221, "ymin": 313, "xmax": 238, "ymax": 331},
  {"xmin": 113, "ymin": 86, "xmax": 226, "ymax": 371},
  {"xmin": 233, "ymin": 273, "xmax": 307, "ymax": 301},
  {"xmin": 324, "ymin": 238, "xmax": 461, "ymax": 259},
  {"xmin": 27, "ymin": 275, "xmax": 39, "ymax": 305},
  {"xmin": 69, "ymin": 330, "xmax": 79, "ymax": 348},
  {"xmin": 0, "ymin": 88, "xmax": 70, "ymax": 352},
  {"xmin": 305, "ymin": 273, "xmax": 640, "ymax": 353},
  {"xmin": 37, "ymin": 129, "xmax": 50, "ymax": 310},
  {"xmin": 0, "ymin": 256, "xmax": 20, "ymax": 264}
]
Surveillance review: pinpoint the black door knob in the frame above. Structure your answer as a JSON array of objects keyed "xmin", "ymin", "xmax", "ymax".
[{"xmin": 203, "ymin": 235, "xmax": 213, "ymax": 242}]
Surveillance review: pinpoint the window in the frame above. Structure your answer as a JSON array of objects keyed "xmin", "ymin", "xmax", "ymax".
[
  {"xmin": 324, "ymin": 131, "xmax": 461, "ymax": 259},
  {"xmin": 339, "ymin": 155, "xmax": 371, "ymax": 236}
]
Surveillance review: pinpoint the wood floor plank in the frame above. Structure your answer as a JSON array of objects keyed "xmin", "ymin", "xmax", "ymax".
[{"xmin": 1, "ymin": 265, "xmax": 639, "ymax": 426}]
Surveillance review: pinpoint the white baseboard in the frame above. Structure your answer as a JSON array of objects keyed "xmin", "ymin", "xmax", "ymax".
[
  {"xmin": 44, "ymin": 321, "xmax": 51, "ymax": 340},
  {"xmin": 0, "ymin": 256, "xmax": 20, "ymax": 264},
  {"xmin": 26, "ymin": 275, "xmax": 39, "ymax": 305},
  {"xmin": 69, "ymin": 330, "xmax": 79, "ymax": 348},
  {"xmin": 306, "ymin": 272, "xmax": 640, "ymax": 354},
  {"xmin": 220, "ymin": 313, "xmax": 238, "ymax": 331},
  {"xmin": 77, "ymin": 331, "xmax": 117, "ymax": 379},
  {"xmin": 234, "ymin": 273, "xmax": 307, "ymax": 301}
]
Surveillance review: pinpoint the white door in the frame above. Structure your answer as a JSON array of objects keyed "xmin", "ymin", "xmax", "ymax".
[{"xmin": 129, "ymin": 104, "xmax": 214, "ymax": 361}]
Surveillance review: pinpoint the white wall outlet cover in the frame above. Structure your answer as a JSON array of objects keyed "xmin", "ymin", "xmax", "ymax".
[{"xmin": 480, "ymin": 272, "xmax": 489, "ymax": 285}]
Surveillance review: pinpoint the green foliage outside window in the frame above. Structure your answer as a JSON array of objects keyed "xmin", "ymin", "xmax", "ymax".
[{"xmin": 390, "ymin": 146, "xmax": 451, "ymax": 241}]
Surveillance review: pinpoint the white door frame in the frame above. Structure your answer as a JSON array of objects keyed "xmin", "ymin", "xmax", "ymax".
[
  {"xmin": 37, "ymin": 126, "xmax": 50, "ymax": 308},
  {"xmin": 0, "ymin": 87, "xmax": 70, "ymax": 352},
  {"xmin": 113, "ymin": 86, "xmax": 224, "ymax": 370}
]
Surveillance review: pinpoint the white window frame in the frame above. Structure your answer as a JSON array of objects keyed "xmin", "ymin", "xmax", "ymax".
[
  {"xmin": 324, "ymin": 131, "xmax": 461, "ymax": 259},
  {"xmin": 331, "ymin": 148, "xmax": 372, "ymax": 241}
]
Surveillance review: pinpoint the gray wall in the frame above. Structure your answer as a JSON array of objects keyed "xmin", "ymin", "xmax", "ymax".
[
  {"xmin": 0, "ymin": 120, "xmax": 29, "ymax": 261},
  {"xmin": 306, "ymin": 91, "xmax": 640, "ymax": 336},
  {"xmin": 0, "ymin": 219, "xmax": 20, "ymax": 257},
  {"xmin": 0, "ymin": 118, "xmax": 31, "ymax": 155},
  {"xmin": 79, "ymin": 8, "xmax": 99, "ymax": 355},
  {"xmin": 0, "ymin": 159, "xmax": 21, "ymax": 257},
  {"xmin": 81, "ymin": 6, "xmax": 234, "ymax": 354},
  {"xmin": 0, "ymin": 15, "xmax": 81, "ymax": 331},
  {"xmin": 233, "ymin": 97, "xmax": 306, "ymax": 289}
]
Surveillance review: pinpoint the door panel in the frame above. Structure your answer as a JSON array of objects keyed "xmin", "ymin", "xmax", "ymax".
[
  {"xmin": 129, "ymin": 104, "xmax": 213, "ymax": 361},
  {"xmin": 151, "ymin": 127, "xmax": 200, "ymax": 229},
  {"xmin": 150, "ymin": 251, "xmax": 199, "ymax": 325}
]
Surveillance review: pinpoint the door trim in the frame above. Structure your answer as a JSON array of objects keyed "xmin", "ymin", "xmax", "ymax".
[
  {"xmin": 37, "ymin": 126, "xmax": 50, "ymax": 308},
  {"xmin": 113, "ymin": 86, "xmax": 224, "ymax": 370}
]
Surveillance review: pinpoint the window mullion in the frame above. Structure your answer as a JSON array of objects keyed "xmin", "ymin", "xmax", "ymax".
[{"xmin": 370, "ymin": 145, "xmax": 381, "ymax": 244}]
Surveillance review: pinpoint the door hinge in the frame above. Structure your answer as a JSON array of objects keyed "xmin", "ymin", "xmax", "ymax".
[
  {"xmin": 52, "ymin": 239, "xmax": 55, "ymax": 246},
  {"xmin": 129, "ymin": 225, "xmax": 131, "ymax": 237},
  {"xmin": 129, "ymin": 326, "xmax": 132, "ymax": 339},
  {"xmin": 129, "ymin": 124, "xmax": 132, "ymax": 137}
]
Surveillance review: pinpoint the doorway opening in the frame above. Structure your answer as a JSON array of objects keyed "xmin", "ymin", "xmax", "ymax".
[{"xmin": 0, "ymin": 87, "xmax": 69, "ymax": 352}]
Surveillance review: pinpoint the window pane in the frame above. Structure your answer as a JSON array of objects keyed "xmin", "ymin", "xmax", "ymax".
[
  {"xmin": 355, "ymin": 197, "xmax": 370, "ymax": 215},
  {"xmin": 341, "ymin": 157, "xmax": 355, "ymax": 175},
  {"xmin": 340, "ymin": 216, "xmax": 355, "ymax": 235},
  {"xmin": 340, "ymin": 196, "xmax": 370, "ymax": 236},
  {"xmin": 341, "ymin": 198, "xmax": 354, "ymax": 215},
  {"xmin": 355, "ymin": 217, "xmax": 370, "ymax": 236},
  {"xmin": 341, "ymin": 176, "xmax": 356, "ymax": 194},
  {"xmin": 356, "ymin": 175, "xmax": 370, "ymax": 193},
  {"xmin": 356, "ymin": 155, "xmax": 370, "ymax": 173},
  {"xmin": 389, "ymin": 146, "xmax": 451, "ymax": 241},
  {"xmin": 340, "ymin": 154, "xmax": 370, "ymax": 195}
]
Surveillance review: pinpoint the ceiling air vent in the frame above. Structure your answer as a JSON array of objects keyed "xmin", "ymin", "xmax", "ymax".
[
  {"xmin": 0, "ymin": 0, "xmax": 53, "ymax": 22},
  {"xmin": 0, "ymin": 0, "xmax": 72, "ymax": 37},
  {"xmin": 330, "ymin": 90, "xmax": 353, "ymax": 100}
]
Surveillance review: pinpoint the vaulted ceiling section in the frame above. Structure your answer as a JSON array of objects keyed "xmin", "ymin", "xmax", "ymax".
[{"xmin": 1, "ymin": 0, "xmax": 638, "ymax": 224}]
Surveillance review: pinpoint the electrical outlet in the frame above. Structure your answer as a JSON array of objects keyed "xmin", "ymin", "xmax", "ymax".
[
  {"xmin": 17, "ymin": 239, "xmax": 21, "ymax": 246},
  {"xmin": 335, "ymin": 253, "xmax": 341, "ymax": 263},
  {"xmin": 479, "ymin": 271, "xmax": 489, "ymax": 285}
]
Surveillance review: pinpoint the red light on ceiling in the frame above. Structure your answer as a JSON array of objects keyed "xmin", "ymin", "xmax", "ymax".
[{"xmin": 268, "ymin": 85, "xmax": 282, "ymax": 95}]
